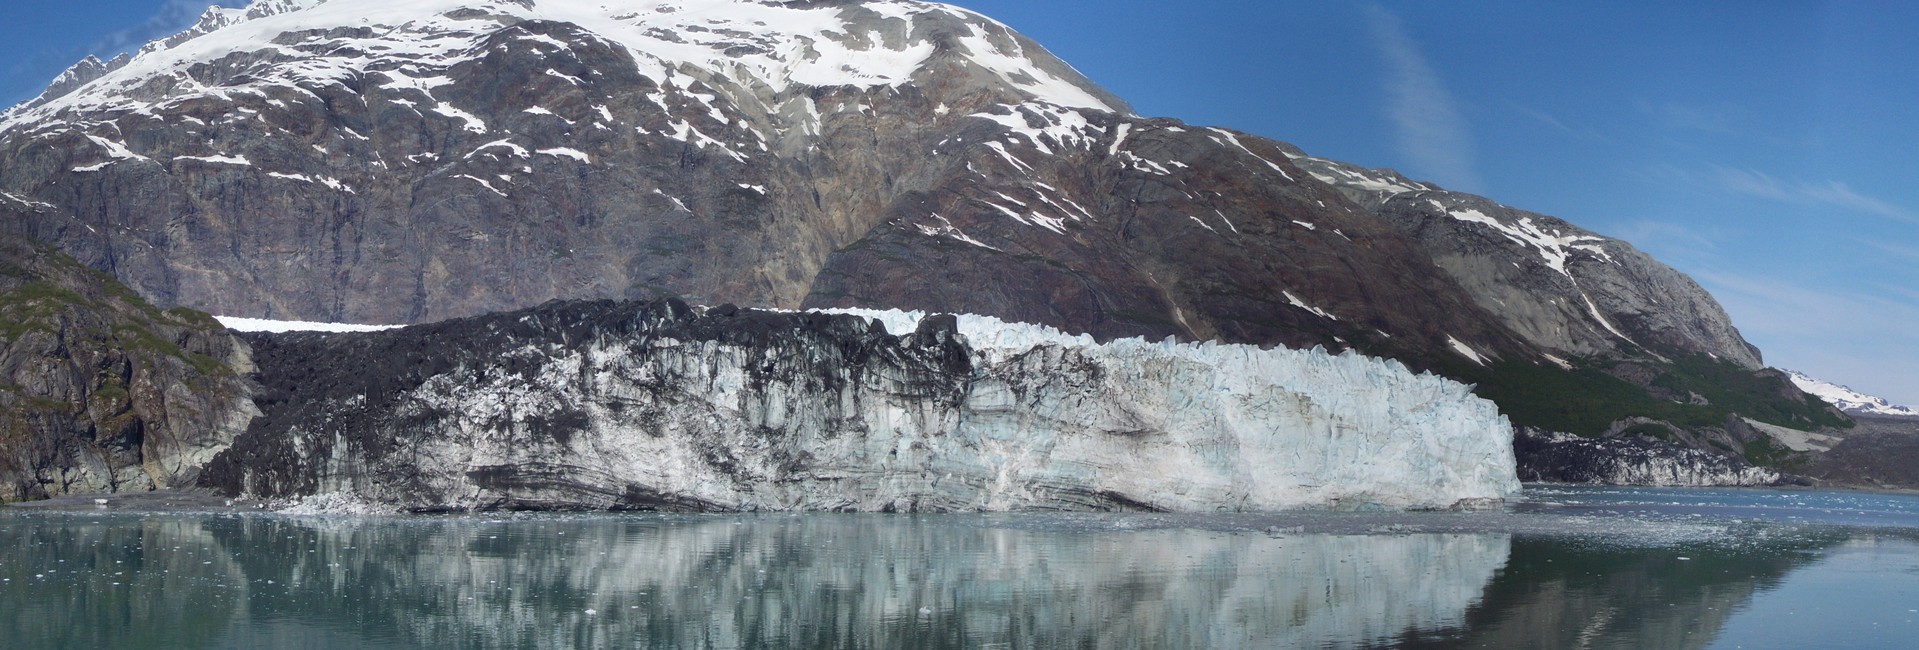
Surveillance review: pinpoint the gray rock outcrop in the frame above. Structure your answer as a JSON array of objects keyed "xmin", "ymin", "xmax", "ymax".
[{"xmin": 0, "ymin": 227, "xmax": 255, "ymax": 500}]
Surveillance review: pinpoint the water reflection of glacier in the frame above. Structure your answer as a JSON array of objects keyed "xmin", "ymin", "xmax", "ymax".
[{"xmin": 1, "ymin": 514, "xmax": 1509, "ymax": 649}]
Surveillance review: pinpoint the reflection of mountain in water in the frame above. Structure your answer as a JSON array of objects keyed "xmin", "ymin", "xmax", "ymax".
[
  {"xmin": 1395, "ymin": 533, "xmax": 1839, "ymax": 650},
  {"xmin": 5, "ymin": 514, "xmax": 1508, "ymax": 649},
  {"xmin": 0, "ymin": 516, "xmax": 246, "ymax": 649},
  {"xmin": 214, "ymin": 516, "xmax": 1513, "ymax": 649},
  {"xmin": 0, "ymin": 514, "xmax": 1851, "ymax": 649}
]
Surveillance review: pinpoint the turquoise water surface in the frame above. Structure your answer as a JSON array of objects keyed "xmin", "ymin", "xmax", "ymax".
[{"xmin": 4, "ymin": 486, "xmax": 1917, "ymax": 649}]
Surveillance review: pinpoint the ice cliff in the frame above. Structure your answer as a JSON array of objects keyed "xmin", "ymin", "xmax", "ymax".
[{"xmin": 201, "ymin": 299, "xmax": 1519, "ymax": 512}]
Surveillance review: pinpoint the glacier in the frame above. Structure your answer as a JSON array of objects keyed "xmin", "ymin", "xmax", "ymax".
[{"xmin": 201, "ymin": 299, "xmax": 1519, "ymax": 512}]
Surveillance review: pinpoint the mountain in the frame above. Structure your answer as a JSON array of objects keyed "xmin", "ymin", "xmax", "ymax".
[
  {"xmin": 1787, "ymin": 370, "xmax": 1919, "ymax": 418},
  {"xmin": 0, "ymin": 210, "xmax": 254, "ymax": 501},
  {"xmin": 0, "ymin": 0, "xmax": 1860, "ymax": 486}
]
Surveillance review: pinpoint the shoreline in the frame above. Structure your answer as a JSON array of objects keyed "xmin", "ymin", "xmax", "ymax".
[
  {"xmin": 7, "ymin": 486, "xmax": 1918, "ymax": 541},
  {"xmin": 21, "ymin": 482, "xmax": 1918, "ymax": 514},
  {"xmin": 3, "ymin": 489, "xmax": 267, "ymax": 513}
]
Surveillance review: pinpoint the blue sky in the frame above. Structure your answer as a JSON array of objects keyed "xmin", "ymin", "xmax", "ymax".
[{"xmin": 4, "ymin": 1, "xmax": 1916, "ymax": 406}]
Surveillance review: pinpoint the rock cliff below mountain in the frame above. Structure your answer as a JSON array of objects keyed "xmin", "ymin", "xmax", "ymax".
[{"xmin": 0, "ymin": 216, "xmax": 253, "ymax": 500}]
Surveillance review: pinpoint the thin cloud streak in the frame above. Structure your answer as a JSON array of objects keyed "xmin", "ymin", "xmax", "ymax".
[
  {"xmin": 1366, "ymin": 5, "xmax": 1482, "ymax": 193},
  {"xmin": 1608, "ymin": 219, "xmax": 1721, "ymax": 253},
  {"xmin": 1512, "ymin": 104, "xmax": 1607, "ymax": 142},
  {"xmin": 1858, "ymin": 239, "xmax": 1919, "ymax": 264},
  {"xmin": 1709, "ymin": 165, "xmax": 1918, "ymax": 224},
  {"xmin": 1642, "ymin": 163, "xmax": 1918, "ymax": 224}
]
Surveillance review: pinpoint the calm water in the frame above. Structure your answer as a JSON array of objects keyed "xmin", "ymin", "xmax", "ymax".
[{"xmin": 3, "ymin": 487, "xmax": 1918, "ymax": 649}]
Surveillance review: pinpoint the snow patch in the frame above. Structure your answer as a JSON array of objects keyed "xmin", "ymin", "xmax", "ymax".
[
  {"xmin": 1207, "ymin": 128, "xmax": 1294, "ymax": 181},
  {"xmin": 536, "ymin": 147, "xmax": 591, "ymax": 163},
  {"xmin": 1432, "ymin": 200, "xmax": 1613, "ymax": 276},
  {"xmin": 455, "ymin": 174, "xmax": 507, "ymax": 197},
  {"xmin": 1283, "ymin": 292, "xmax": 1339, "ymax": 321},
  {"xmin": 172, "ymin": 153, "xmax": 251, "ymax": 166},
  {"xmin": 432, "ymin": 103, "xmax": 487, "ymax": 133},
  {"xmin": 466, "ymin": 139, "xmax": 528, "ymax": 159},
  {"xmin": 968, "ymin": 103, "xmax": 1105, "ymax": 156},
  {"xmin": 1446, "ymin": 336, "xmax": 1487, "ymax": 366},
  {"xmin": 1303, "ymin": 159, "xmax": 1431, "ymax": 196},
  {"xmin": 266, "ymin": 171, "xmax": 354, "ymax": 193},
  {"xmin": 215, "ymin": 315, "xmax": 402, "ymax": 333},
  {"xmin": 914, "ymin": 213, "xmax": 1000, "ymax": 251}
]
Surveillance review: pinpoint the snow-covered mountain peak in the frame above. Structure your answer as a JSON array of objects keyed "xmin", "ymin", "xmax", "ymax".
[
  {"xmin": 1787, "ymin": 370, "xmax": 1919, "ymax": 418},
  {"xmin": 2, "ymin": 0, "xmax": 1123, "ymax": 132}
]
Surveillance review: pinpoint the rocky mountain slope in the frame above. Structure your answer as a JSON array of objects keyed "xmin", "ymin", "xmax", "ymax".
[
  {"xmin": 0, "ymin": 208, "xmax": 254, "ymax": 500},
  {"xmin": 0, "ymin": 0, "xmax": 1861, "ymax": 486},
  {"xmin": 199, "ymin": 298, "xmax": 1518, "ymax": 512}
]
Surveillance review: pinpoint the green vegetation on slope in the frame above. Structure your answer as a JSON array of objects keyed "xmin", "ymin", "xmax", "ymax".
[{"xmin": 1441, "ymin": 353, "xmax": 1850, "ymax": 438}]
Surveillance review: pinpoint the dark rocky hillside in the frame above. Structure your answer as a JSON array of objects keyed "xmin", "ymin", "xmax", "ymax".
[{"xmin": 0, "ymin": 208, "xmax": 254, "ymax": 500}]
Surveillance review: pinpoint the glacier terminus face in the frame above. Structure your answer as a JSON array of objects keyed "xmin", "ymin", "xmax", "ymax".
[{"xmin": 203, "ymin": 300, "xmax": 1519, "ymax": 513}]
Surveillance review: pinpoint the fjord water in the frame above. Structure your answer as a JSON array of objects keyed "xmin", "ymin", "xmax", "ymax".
[{"xmin": 3, "ymin": 488, "xmax": 1917, "ymax": 649}]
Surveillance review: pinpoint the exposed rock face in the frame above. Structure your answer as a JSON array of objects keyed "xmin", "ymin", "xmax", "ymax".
[
  {"xmin": 1292, "ymin": 156, "xmax": 1762, "ymax": 370},
  {"xmin": 1513, "ymin": 427, "xmax": 1779, "ymax": 487},
  {"xmin": 1801, "ymin": 415, "xmax": 1919, "ymax": 488},
  {"xmin": 0, "ymin": 0, "xmax": 1528, "ymax": 373},
  {"xmin": 0, "ymin": 0, "xmax": 1138, "ymax": 325},
  {"xmin": 200, "ymin": 299, "xmax": 1519, "ymax": 512},
  {"xmin": 0, "ymin": 229, "xmax": 255, "ymax": 501}
]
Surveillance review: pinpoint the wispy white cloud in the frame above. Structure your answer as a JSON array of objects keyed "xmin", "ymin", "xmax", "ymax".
[
  {"xmin": 1512, "ymin": 104, "xmax": 1607, "ymax": 142},
  {"xmin": 1608, "ymin": 219, "xmax": 1722, "ymax": 253},
  {"xmin": 1643, "ymin": 163, "xmax": 1918, "ymax": 224},
  {"xmin": 1635, "ymin": 100, "xmax": 1820, "ymax": 149},
  {"xmin": 1636, "ymin": 100, "xmax": 1749, "ymax": 137},
  {"xmin": 1365, "ymin": 5, "xmax": 1482, "ymax": 193},
  {"xmin": 1857, "ymin": 238, "xmax": 1919, "ymax": 263},
  {"xmin": 1707, "ymin": 166, "xmax": 1918, "ymax": 223}
]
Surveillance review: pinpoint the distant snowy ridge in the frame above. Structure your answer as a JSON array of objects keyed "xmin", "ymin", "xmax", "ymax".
[
  {"xmin": 214, "ymin": 315, "xmax": 402, "ymax": 333},
  {"xmin": 1786, "ymin": 370, "xmax": 1919, "ymax": 417}
]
